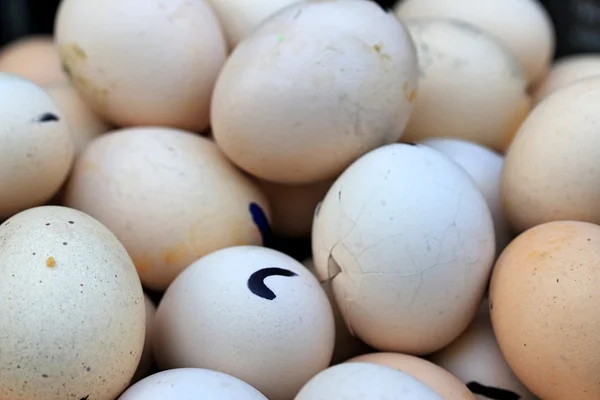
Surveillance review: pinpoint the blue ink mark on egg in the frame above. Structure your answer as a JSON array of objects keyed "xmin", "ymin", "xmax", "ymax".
[{"xmin": 249, "ymin": 203, "xmax": 271, "ymax": 245}]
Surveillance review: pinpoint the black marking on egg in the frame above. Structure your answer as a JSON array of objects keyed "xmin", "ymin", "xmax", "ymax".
[
  {"xmin": 247, "ymin": 267, "xmax": 298, "ymax": 300},
  {"xmin": 467, "ymin": 382, "xmax": 520, "ymax": 400},
  {"xmin": 36, "ymin": 113, "xmax": 60, "ymax": 123},
  {"xmin": 249, "ymin": 203, "xmax": 271, "ymax": 246},
  {"xmin": 404, "ymin": 142, "xmax": 418, "ymax": 146}
]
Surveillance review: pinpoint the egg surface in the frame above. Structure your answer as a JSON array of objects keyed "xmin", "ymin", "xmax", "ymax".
[
  {"xmin": 534, "ymin": 54, "xmax": 600, "ymax": 103},
  {"xmin": 312, "ymin": 143, "xmax": 495, "ymax": 354},
  {"xmin": 0, "ymin": 73, "xmax": 74, "ymax": 219},
  {"xmin": 131, "ymin": 294, "xmax": 157, "ymax": 383},
  {"xmin": 0, "ymin": 206, "xmax": 145, "ymax": 400},
  {"xmin": 64, "ymin": 127, "xmax": 270, "ymax": 292},
  {"xmin": 153, "ymin": 246, "xmax": 335, "ymax": 400},
  {"xmin": 212, "ymin": 0, "xmax": 418, "ymax": 184},
  {"xmin": 54, "ymin": 0, "xmax": 227, "ymax": 131},
  {"xmin": 0, "ymin": 35, "xmax": 66, "ymax": 85},
  {"xmin": 119, "ymin": 368, "xmax": 267, "ymax": 400}
]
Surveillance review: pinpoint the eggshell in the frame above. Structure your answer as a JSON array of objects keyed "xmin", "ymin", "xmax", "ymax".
[
  {"xmin": 533, "ymin": 54, "xmax": 600, "ymax": 103},
  {"xmin": 205, "ymin": 0, "xmax": 299, "ymax": 48},
  {"xmin": 302, "ymin": 258, "xmax": 371, "ymax": 364},
  {"xmin": 400, "ymin": 19, "xmax": 530, "ymax": 152},
  {"xmin": 501, "ymin": 77, "xmax": 600, "ymax": 233},
  {"xmin": 44, "ymin": 81, "xmax": 111, "ymax": 156},
  {"xmin": 429, "ymin": 299, "xmax": 534, "ymax": 400},
  {"xmin": 312, "ymin": 143, "xmax": 495, "ymax": 355},
  {"xmin": 0, "ymin": 73, "xmax": 74, "ymax": 219},
  {"xmin": 348, "ymin": 353, "xmax": 474, "ymax": 400},
  {"xmin": 131, "ymin": 294, "xmax": 157, "ymax": 383},
  {"xmin": 0, "ymin": 206, "xmax": 145, "ymax": 400},
  {"xmin": 0, "ymin": 35, "xmax": 67, "ymax": 85},
  {"xmin": 119, "ymin": 368, "xmax": 267, "ymax": 400},
  {"xmin": 54, "ymin": 0, "xmax": 227, "ymax": 131},
  {"xmin": 295, "ymin": 362, "xmax": 443, "ymax": 400},
  {"xmin": 153, "ymin": 246, "xmax": 335, "ymax": 400},
  {"xmin": 211, "ymin": 0, "xmax": 418, "ymax": 184},
  {"xmin": 490, "ymin": 220, "xmax": 600, "ymax": 400},
  {"xmin": 421, "ymin": 138, "xmax": 511, "ymax": 255},
  {"xmin": 63, "ymin": 126, "xmax": 270, "ymax": 292},
  {"xmin": 258, "ymin": 179, "xmax": 334, "ymax": 237},
  {"xmin": 395, "ymin": 0, "xmax": 555, "ymax": 86}
]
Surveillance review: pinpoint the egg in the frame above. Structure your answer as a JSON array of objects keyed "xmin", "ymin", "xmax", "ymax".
[
  {"xmin": 152, "ymin": 246, "xmax": 335, "ymax": 400},
  {"xmin": 348, "ymin": 353, "xmax": 474, "ymax": 399},
  {"xmin": 44, "ymin": 81, "xmax": 111, "ymax": 156},
  {"xmin": 394, "ymin": 0, "xmax": 555, "ymax": 86},
  {"xmin": 0, "ymin": 35, "xmax": 67, "ymax": 86},
  {"xmin": 205, "ymin": 0, "xmax": 299, "ymax": 48},
  {"xmin": 421, "ymin": 138, "xmax": 512, "ymax": 256},
  {"xmin": 63, "ymin": 126, "xmax": 270, "ymax": 292},
  {"xmin": 489, "ymin": 220, "xmax": 600, "ymax": 400},
  {"xmin": 211, "ymin": 0, "xmax": 418, "ymax": 184},
  {"xmin": 400, "ymin": 19, "xmax": 530, "ymax": 152},
  {"xmin": 295, "ymin": 362, "xmax": 443, "ymax": 400},
  {"xmin": 0, "ymin": 73, "xmax": 74, "ymax": 219},
  {"xmin": 119, "ymin": 368, "xmax": 267, "ymax": 400},
  {"xmin": 312, "ymin": 143, "xmax": 495, "ymax": 355},
  {"xmin": 131, "ymin": 294, "xmax": 157, "ymax": 383},
  {"xmin": 533, "ymin": 54, "xmax": 600, "ymax": 103},
  {"xmin": 501, "ymin": 77, "xmax": 600, "ymax": 233},
  {"xmin": 303, "ymin": 258, "xmax": 371, "ymax": 364},
  {"xmin": 54, "ymin": 0, "xmax": 227, "ymax": 131},
  {"xmin": 0, "ymin": 206, "xmax": 145, "ymax": 400},
  {"xmin": 258, "ymin": 179, "xmax": 334, "ymax": 237},
  {"xmin": 429, "ymin": 299, "xmax": 535, "ymax": 400}
]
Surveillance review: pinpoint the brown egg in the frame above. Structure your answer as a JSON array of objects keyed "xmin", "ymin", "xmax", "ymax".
[
  {"xmin": 502, "ymin": 77, "xmax": 600, "ymax": 233},
  {"xmin": 533, "ymin": 54, "xmax": 600, "ymax": 103},
  {"xmin": 0, "ymin": 35, "xmax": 67, "ymax": 86},
  {"xmin": 489, "ymin": 220, "xmax": 600, "ymax": 400},
  {"xmin": 348, "ymin": 353, "xmax": 474, "ymax": 400}
]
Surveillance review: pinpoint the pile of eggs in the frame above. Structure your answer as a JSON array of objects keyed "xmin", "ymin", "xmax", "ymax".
[{"xmin": 2, "ymin": 0, "xmax": 600, "ymax": 398}]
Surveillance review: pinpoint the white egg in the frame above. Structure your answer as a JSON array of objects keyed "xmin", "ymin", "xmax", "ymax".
[
  {"xmin": 312, "ymin": 143, "xmax": 495, "ymax": 355},
  {"xmin": 119, "ymin": 368, "xmax": 267, "ymax": 400},
  {"xmin": 0, "ymin": 206, "xmax": 145, "ymax": 400}
]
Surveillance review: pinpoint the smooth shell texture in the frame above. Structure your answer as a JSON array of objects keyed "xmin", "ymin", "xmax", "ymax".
[
  {"xmin": 489, "ymin": 221, "xmax": 600, "ymax": 400},
  {"xmin": 0, "ymin": 73, "xmax": 74, "ymax": 219},
  {"xmin": 211, "ymin": 0, "xmax": 419, "ymax": 184},
  {"xmin": 153, "ymin": 246, "xmax": 335, "ymax": 400},
  {"xmin": 430, "ymin": 300, "xmax": 534, "ymax": 400},
  {"xmin": 63, "ymin": 127, "xmax": 270, "ymax": 292},
  {"xmin": 258, "ymin": 179, "xmax": 334, "ymax": 237},
  {"xmin": 312, "ymin": 143, "xmax": 495, "ymax": 355},
  {"xmin": 395, "ymin": 0, "xmax": 555, "ymax": 86},
  {"xmin": 54, "ymin": 0, "xmax": 227, "ymax": 131},
  {"xmin": 131, "ymin": 294, "xmax": 157, "ymax": 383},
  {"xmin": 533, "ymin": 54, "xmax": 600, "ymax": 103},
  {"xmin": 303, "ymin": 258, "xmax": 370, "ymax": 364},
  {"xmin": 348, "ymin": 353, "xmax": 475, "ymax": 400},
  {"xmin": 45, "ymin": 81, "xmax": 111, "ymax": 156},
  {"xmin": 401, "ymin": 19, "xmax": 530, "ymax": 152},
  {"xmin": 0, "ymin": 206, "xmax": 145, "ymax": 400},
  {"xmin": 501, "ymin": 77, "xmax": 600, "ymax": 233},
  {"xmin": 205, "ymin": 0, "xmax": 299, "ymax": 48},
  {"xmin": 295, "ymin": 362, "xmax": 443, "ymax": 400},
  {"xmin": 119, "ymin": 368, "xmax": 267, "ymax": 400},
  {"xmin": 421, "ymin": 138, "xmax": 511, "ymax": 256},
  {"xmin": 0, "ymin": 35, "xmax": 67, "ymax": 85}
]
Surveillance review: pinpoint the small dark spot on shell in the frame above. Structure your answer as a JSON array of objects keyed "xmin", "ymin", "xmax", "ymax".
[
  {"xmin": 42, "ymin": 374, "xmax": 48, "ymax": 378},
  {"xmin": 86, "ymin": 367, "xmax": 91, "ymax": 372},
  {"xmin": 69, "ymin": 221, "xmax": 74, "ymax": 224},
  {"xmin": 63, "ymin": 242, "xmax": 68, "ymax": 246},
  {"xmin": 45, "ymin": 223, "xmax": 50, "ymax": 226},
  {"xmin": 35, "ymin": 113, "xmax": 60, "ymax": 123}
]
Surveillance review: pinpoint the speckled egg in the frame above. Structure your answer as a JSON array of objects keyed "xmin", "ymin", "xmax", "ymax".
[
  {"xmin": 211, "ymin": 0, "xmax": 418, "ymax": 184},
  {"xmin": 400, "ymin": 19, "xmax": 530, "ymax": 152},
  {"xmin": 63, "ymin": 126, "xmax": 270, "ymax": 292},
  {"xmin": 312, "ymin": 143, "xmax": 495, "ymax": 355},
  {"xmin": 490, "ymin": 220, "xmax": 600, "ymax": 400},
  {"xmin": 0, "ymin": 206, "xmax": 145, "ymax": 400},
  {"xmin": 0, "ymin": 73, "xmax": 74, "ymax": 219},
  {"xmin": 295, "ymin": 362, "xmax": 443, "ymax": 400},
  {"xmin": 54, "ymin": 0, "xmax": 227, "ymax": 131},
  {"xmin": 153, "ymin": 246, "xmax": 335, "ymax": 400},
  {"xmin": 119, "ymin": 368, "xmax": 267, "ymax": 400},
  {"xmin": 131, "ymin": 293, "xmax": 157, "ymax": 383},
  {"xmin": 502, "ymin": 77, "xmax": 600, "ymax": 233},
  {"xmin": 534, "ymin": 54, "xmax": 600, "ymax": 103}
]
